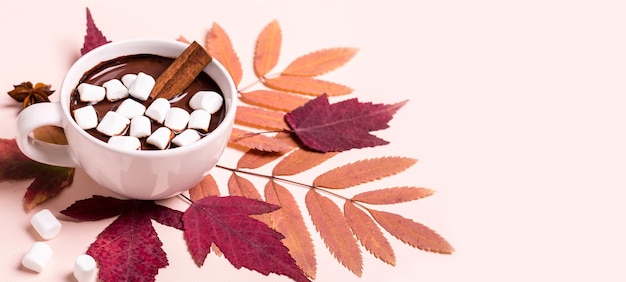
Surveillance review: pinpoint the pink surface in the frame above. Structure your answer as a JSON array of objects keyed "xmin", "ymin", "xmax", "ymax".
[{"xmin": 1, "ymin": 1, "xmax": 625, "ymax": 281}]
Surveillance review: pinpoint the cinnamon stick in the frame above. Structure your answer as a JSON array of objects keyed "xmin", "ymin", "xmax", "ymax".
[{"xmin": 150, "ymin": 41, "xmax": 212, "ymax": 99}]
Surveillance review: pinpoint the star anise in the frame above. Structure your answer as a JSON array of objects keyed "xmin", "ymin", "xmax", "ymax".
[{"xmin": 7, "ymin": 82, "xmax": 55, "ymax": 108}]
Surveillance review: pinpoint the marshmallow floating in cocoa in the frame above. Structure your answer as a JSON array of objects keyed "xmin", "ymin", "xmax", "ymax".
[
  {"xmin": 128, "ymin": 72, "xmax": 155, "ymax": 101},
  {"xmin": 172, "ymin": 129, "xmax": 201, "ymax": 147},
  {"xmin": 145, "ymin": 97, "xmax": 170, "ymax": 124},
  {"xmin": 77, "ymin": 83, "xmax": 106, "ymax": 103},
  {"xmin": 103, "ymin": 79, "xmax": 129, "ymax": 101},
  {"xmin": 73, "ymin": 105, "xmax": 98, "ymax": 130},
  {"xmin": 147, "ymin": 127, "xmax": 174, "ymax": 150},
  {"xmin": 108, "ymin": 136, "xmax": 141, "ymax": 151},
  {"xmin": 189, "ymin": 90, "xmax": 223, "ymax": 114},
  {"xmin": 115, "ymin": 98, "xmax": 146, "ymax": 119},
  {"xmin": 188, "ymin": 109, "xmax": 211, "ymax": 132},
  {"xmin": 97, "ymin": 111, "xmax": 130, "ymax": 137},
  {"xmin": 129, "ymin": 115, "xmax": 152, "ymax": 138}
]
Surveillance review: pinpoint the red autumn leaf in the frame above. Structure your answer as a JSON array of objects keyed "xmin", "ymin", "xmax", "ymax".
[
  {"xmin": 206, "ymin": 22, "xmax": 243, "ymax": 87},
  {"xmin": 80, "ymin": 7, "xmax": 110, "ymax": 55},
  {"xmin": 228, "ymin": 173, "xmax": 270, "ymax": 224},
  {"xmin": 282, "ymin": 48, "xmax": 359, "ymax": 77},
  {"xmin": 61, "ymin": 196, "xmax": 184, "ymax": 282},
  {"xmin": 0, "ymin": 139, "xmax": 74, "ymax": 210},
  {"xmin": 285, "ymin": 94, "xmax": 408, "ymax": 152},
  {"xmin": 254, "ymin": 20, "xmax": 282, "ymax": 78},
  {"xmin": 182, "ymin": 196, "xmax": 309, "ymax": 282}
]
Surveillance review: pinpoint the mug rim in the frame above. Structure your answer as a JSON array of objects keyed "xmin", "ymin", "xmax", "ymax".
[{"xmin": 59, "ymin": 38, "xmax": 237, "ymax": 157}]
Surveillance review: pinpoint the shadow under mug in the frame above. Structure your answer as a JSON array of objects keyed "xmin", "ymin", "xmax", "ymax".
[{"xmin": 15, "ymin": 39, "xmax": 237, "ymax": 200}]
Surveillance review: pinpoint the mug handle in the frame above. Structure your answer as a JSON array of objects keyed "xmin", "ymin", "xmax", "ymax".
[{"xmin": 16, "ymin": 102, "xmax": 80, "ymax": 168}]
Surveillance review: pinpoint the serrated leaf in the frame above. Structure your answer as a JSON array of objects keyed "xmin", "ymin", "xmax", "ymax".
[
  {"xmin": 285, "ymin": 94, "xmax": 408, "ymax": 152},
  {"xmin": 344, "ymin": 201, "xmax": 395, "ymax": 265},
  {"xmin": 189, "ymin": 174, "xmax": 220, "ymax": 202},
  {"xmin": 282, "ymin": 48, "xmax": 358, "ymax": 77},
  {"xmin": 230, "ymin": 128, "xmax": 293, "ymax": 152},
  {"xmin": 273, "ymin": 148, "xmax": 339, "ymax": 176},
  {"xmin": 61, "ymin": 197, "xmax": 184, "ymax": 282},
  {"xmin": 254, "ymin": 20, "xmax": 282, "ymax": 78},
  {"xmin": 235, "ymin": 105, "xmax": 289, "ymax": 130},
  {"xmin": 0, "ymin": 139, "xmax": 74, "ymax": 210},
  {"xmin": 368, "ymin": 208, "xmax": 454, "ymax": 254},
  {"xmin": 265, "ymin": 181, "xmax": 317, "ymax": 279},
  {"xmin": 228, "ymin": 172, "xmax": 270, "ymax": 225},
  {"xmin": 182, "ymin": 196, "xmax": 310, "ymax": 282},
  {"xmin": 264, "ymin": 76, "xmax": 352, "ymax": 96},
  {"xmin": 237, "ymin": 132, "xmax": 298, "ymax": 169},
  {"xmin": 80, "ymin": 8, "xmax": 110, "ymax": 55},
  {"xmin": 314, "ymin": 157, "xmax": 417, "ymax": 189},
  {"xmin": 206, "ymin": 22, "xmax": 243, "ymax": 87},
  {"xmin": 305, "ymin": 189, "xmax": 362, "ymax": 276},
  {"xmin": 352, "ymin": 187, "xmax": 435, "ymax": 205},
  {"xmin": 240, "ymin": 90, "xmax": 311, "ymax": 112}
]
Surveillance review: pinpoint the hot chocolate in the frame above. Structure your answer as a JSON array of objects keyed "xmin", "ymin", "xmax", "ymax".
[{"xmin": 69, "ymin": 54, "xmax": 226, "ymax": 150}]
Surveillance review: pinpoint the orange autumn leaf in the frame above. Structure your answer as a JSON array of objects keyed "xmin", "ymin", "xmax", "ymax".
[
  {"xmin": 368, "ymin": 208, "xmax": 454, "ymax": 254},
  {"xmin": 206, "ymin": 22, "xmax": 243, "ymax": 87},
  {"xmin": 273, "ymin": 148, "xmax": 339, "ymax": 176},
  {"xmin": 305, "ymin": 189, "xmax": 362, "ymax": 276},
  {"xmin": 282, "ymin": 48, "xmax": 358, "ymax": 77},
  {"xmin": 263, "ymin": 76, "xmax": 352, "ymax": 96},
  {"xmin": 344, "ymin": 201, "xmax": 395, "ymax": 266},
  {"xmin": 351, "ymin": 187, "xmax": 435, "ymax": 205},
  {"xmin": 236, "ymin": 132, "xmax": 298, "ymax": 169},
  {"xmin": 229, "ymin": 128, "xmax": 293, "ymax": 152},
  {"xmin": 235, "ymin": 105, "xmax": 289, "ymax": 130},
  {"xmin": 254, "ymin": 20, "xmax": 282, "ymax": 78},
  {"xmin": 265, "ymin": 181, "xmax": 317, "ymax": 279},
  {"xmin": 189, "ymin": 174, "xmax": 220, "ymax": 202},
  {"xmin": 176, "ymin": 35, "xmax": 190, "ymax": 44},
  {"xmin": 313, "ymin": 157, "xmax": 417, "ymax": 189},
  {"xmin": 33, "ymin": 126, "xmax": 68, "ymax": 145},
  {"xmin": 240, "ymin": 90, "xmax": 310, "ymax": 112},
  {"xmin": 228, "ymin": 173, "xmax": 270, "ymax": 225}
]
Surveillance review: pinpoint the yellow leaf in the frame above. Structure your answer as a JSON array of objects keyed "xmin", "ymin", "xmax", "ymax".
[
  {"xmin": 282, "ymin": 48, "xmax": 358, "ymax": 77},
  {"xmin": 369, "ymin": 209, "xmax": 454, "ymax": 254},
  {"xmin": 229, "ymin": 128, "xmax": 293, "ymax": 152},
  {"xmin": 305, "ymin": 189, "xmax": 362, "ymax": 276},
  {"xmin": 206, "ymin": 22, "xmax": 243, "ymax": 87},
  {"xmin": 235, "ymin": 105, "xmax": 289, "ymax": 130},
  {"xmin": 351, "ymin": 187, "xmax": 435, "ymax": 205},
  {"xmin": 254, "ymin": 20, "xmax": 282, "ymax": 78},
  {"xmin": 240, "ymin": 90, "xmax": 310, "ymax": 112},
  {"xmin": 263, "ymin": 76, "xmax": 352, "ymax": 96},
  {"xmin": 314, "ymin": 157, "xmax": 417, "ymax": 189},
  {"xmin": 265, "ymin": 181, "xmax": 317, "ymax": 279},
  {"xmin": 273, "ymin": 148, "xmax": 338, "ymax": 176},
  {"xmin": 344, "ymin": 201, "xmax": 395, "ymax": 265}
]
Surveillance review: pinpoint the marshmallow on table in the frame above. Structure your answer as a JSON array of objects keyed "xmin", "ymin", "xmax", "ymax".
[
  {"xmin": 164, "ymin": 107, "xmax": 190, "ymax": 132},
  {"xmin": 77, "ymin": 83, "xmax": 106, "ymax": 103},
  {"xmin": 108, "ymin": 136, "xmax": 141, "ymax": 150},
  {"xmin": 121, "ymin": 73, "xmax": 138, "ymax": 89},
  {"xmin": 146, "ymin": 127, "xmax": 174, "ymax": 150},
  {"xmin": 96, "ymin": 111, "xmax": 130, "ymax": 136},
  {"xmin": 188, "ymin": 109, "xmax": 211, "ymax": 132},
  {"xmin": 128, "ymin": 72, "xmax": 155, "ymax": 101},
  {"xmin": 31, "ymin": 209, "xmax": 61, "ymax": 240},
  {"xmin": 103, "ymin": 79, "xmax": 129, "ymax": 101},
  {"xmin": 189, "ymin": 91, "xmax": 223, "ymax": 114},
  {"xmin": 172, "ymin": 129, "xmax": 201, "ymax": 147},
  {"xmin": 22, "ymin": 242, "xmax": 53, "ymax": 273},
  {"xmin": 74, "ymin": 254, "xmax": 97, "ymax": 282},
  {"xmin": 115, "ymin": 98, "xmax": 146, "ymax": 119},
  {"xmin": 145, "ymin": 98, "xmax": 170, "ymax": 124},
  {"xmin": 130, "ymin": 115, "xmax": 151, "ymax": 138},
  {"xmin": 73, "ymin": 105, "xmax": 98, "ymax": 130}
]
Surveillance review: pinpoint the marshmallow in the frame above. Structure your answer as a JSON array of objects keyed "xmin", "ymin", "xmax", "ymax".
[
  {"xmin": 121, "ymin": 73, "xmax": 138, "ymax": 89},
  {"xmin": 189, "ymin": 91, "xmax": 223, "ymax": 114},
  {"xmin": 103, "ymin": 79, "xmax": 129, "ymax": 101},
  {"xmin": 188, "ymin": 109, "xmax": 211, "ymax": 132},
  {"xmin": 74, "ymin": 254, "xmax": 97, "ymax": 282},
  {"xmin": 128, "ymin": 72, "xmax": 155, "ymax": 101},
  {"xmin": 30, "ymin": 209, "xmax": 61, "ymax": 240},
  {"xmin": 73, "ymin": 105, "xmax": 98, "ymax": 130},
  {"xmin": 22, "ymin": 242, "xmax": 53, "ymax": 273},
  {"xmin": 77, "ymin": 83, "xmax": 106, "ymax": 103},
  {"xmin": 96, "ymin": 111, "xmax": 130, "ymax": 136},
  {"xmin": 164, "ymin": 107, "xmax": 190, "ymax": 132},
  {"xmin": 144, "ymin": 98, "xmax": 170, "ymax": 124},
  {"xmin": 108, "ymin": 136, "xmax": 141, "ymax": 150},
  {"xmin": 146, "ymin": 127, "xmax": 173, "ymax": 150},
  {"xmin": 172, "ymin": 129, "xmax": 201, "ymax": 147},
  {"xmin": 115, "ymin": 98, "xmax": 146, "ymax": 119},
  {"xmin": 129, "ymin": 115, "xmax": 151, "ymax": 138}
]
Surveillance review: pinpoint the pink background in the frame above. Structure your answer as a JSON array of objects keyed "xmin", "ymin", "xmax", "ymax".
[{"xmin": 1, "ymin": 0, "xmax": 625, "ymax": 281}]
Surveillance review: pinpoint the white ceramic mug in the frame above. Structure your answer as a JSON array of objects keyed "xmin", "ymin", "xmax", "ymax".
[{"xmin": 15, "ymin": 39, "xmax": 237, "ymax": 200}]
